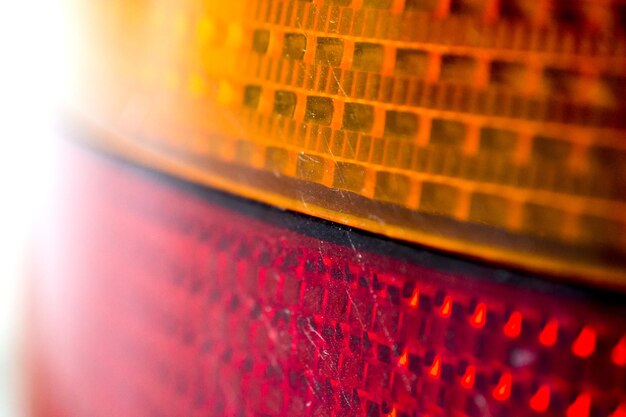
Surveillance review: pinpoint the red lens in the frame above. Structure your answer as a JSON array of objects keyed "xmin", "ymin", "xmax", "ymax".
[{"xmin": 31, "ymin": 144, "xmax": 626, "ymax": 417}]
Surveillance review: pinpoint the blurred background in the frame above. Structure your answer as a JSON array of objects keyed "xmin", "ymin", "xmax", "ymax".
[{"xmin": 0, "ymin": 1, "xmax": 68, "ymax": 415}]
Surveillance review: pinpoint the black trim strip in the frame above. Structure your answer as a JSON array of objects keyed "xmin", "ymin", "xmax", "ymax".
[{"xmin": 65, "ymin": 138, "xmax": 626, "ymax": 306}]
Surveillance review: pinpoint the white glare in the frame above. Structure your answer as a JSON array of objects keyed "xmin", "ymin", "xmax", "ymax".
[{"xmin": 0, "ymin": 0, "xmax": 71, "ymax": 416}]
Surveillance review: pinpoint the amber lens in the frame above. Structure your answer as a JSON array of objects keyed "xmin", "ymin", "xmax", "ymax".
[{"xmin": 67, "ymin": 0, "xmax": 626, "ymax": 286}]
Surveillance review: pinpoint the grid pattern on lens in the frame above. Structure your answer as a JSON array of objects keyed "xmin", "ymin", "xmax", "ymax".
[
  {"xmin": 33, "ymin": 149, "xmax": 626, "ymax": 417},
  {"xmin": 72, "ymin": 0, "xmax": 626, "ymax": 282}
]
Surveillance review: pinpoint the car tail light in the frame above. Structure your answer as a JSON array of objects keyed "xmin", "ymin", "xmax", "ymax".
[
  {"xmin": 30, "ymin": 144, "xmax": 626, "ymax": 417},
  {"xmin": 66, "ymin": 0, "xmax": 626, "ymax": 285},
  {"xmin": 32, "ymin": 0, "xmax": 626, "ymax": 416}
]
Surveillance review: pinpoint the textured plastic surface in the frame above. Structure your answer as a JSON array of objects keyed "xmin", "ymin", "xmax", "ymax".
[
  {"xmin": 67, "ymin": 0, "xmax": 626, "ymax": 284},
  {"xmin": 31, "ymin": 145, "xmax": 626, "ymax": 417}
]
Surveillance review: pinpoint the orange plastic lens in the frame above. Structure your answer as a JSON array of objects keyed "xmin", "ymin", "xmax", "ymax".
[{"xmin": 67, "ymin": 0, "xmax": 626, "ymax": 286}]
